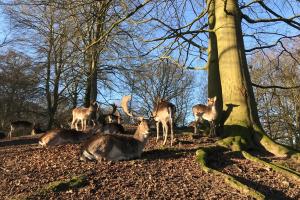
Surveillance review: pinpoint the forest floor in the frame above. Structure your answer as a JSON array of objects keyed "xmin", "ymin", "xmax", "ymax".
[{"xmin": 0, "ymin": 128, "xmax": 299, "ymax": 200}]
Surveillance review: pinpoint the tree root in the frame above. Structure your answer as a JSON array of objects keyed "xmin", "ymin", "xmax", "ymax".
[
  {"xmin": 195, "ymin": 148, "xmax": 265, "ymax": 200},
  {"xmin": 241, "ymin": 151, "xmax": 300, "ymax": 182},
  {"xmin": 216, "ymin": 136, "xmax": 248, "ymax": 151},
  {"xmin": 252, "ymin": 125, "xmax": 300, "ymax": 163},
  {"xmin": 216, "ymin": 125, "xmax": 300, "ymax": 163}
]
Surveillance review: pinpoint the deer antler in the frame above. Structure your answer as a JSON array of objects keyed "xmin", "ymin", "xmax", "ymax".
[{"xmin": 121, "ymin": 95, "xmax": 133, "ymax": 117}]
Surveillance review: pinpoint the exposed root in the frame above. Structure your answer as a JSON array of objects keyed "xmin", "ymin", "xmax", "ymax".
[
  {"xmin": 252, "ymin": 125, "xmax": 300, "ymax": 163},
  {"xmin": 242, "ymin": 151, "xmax": 300, "ymax": 182},
  {"xmin": 216, "ymin": 136, "xmax": 248, "ymax": 151},
  {"xmin": 216, "ymin": 124, "xmax": 300, "ymax": 163},
  {"xmin": 195, "ymin": 148, "xmax": 265, "ymax": 200}
]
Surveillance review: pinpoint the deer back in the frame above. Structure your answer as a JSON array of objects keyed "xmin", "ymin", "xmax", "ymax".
[
  {"xmin": 39, "ymin": 128, "xmax": 94, "ymax": 147},
  {"xmin": 153, "ymin": 101, "xmax": 175, "ymax": 121},
  {"xmin": 82, "ymin": 119, "xmax": 150, "ymax": 161}
]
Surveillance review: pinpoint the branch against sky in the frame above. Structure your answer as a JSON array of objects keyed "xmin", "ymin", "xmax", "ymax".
[{"xmin": 125, "ymin": 0, "xmax": 300, "ymax": 69}]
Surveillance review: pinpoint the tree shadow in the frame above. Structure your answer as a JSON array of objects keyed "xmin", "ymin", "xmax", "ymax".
[
  {"xmin": 231, "ymin": 174, "xmax": 295, "ymax": 200},
  {"xmin": 0, "ymin": 135, "xmax": 40, "ymax": 147},
  {"xmin": 204, "ymin": 148, "xmax": 294, "ymax": 199},
  {"xmin": 142, "ymin": 148, "xmax": 197, "ymax": 161},
  {"xmin": 219, "ymin": 104, "xmax": 239, "ymax": 126}
]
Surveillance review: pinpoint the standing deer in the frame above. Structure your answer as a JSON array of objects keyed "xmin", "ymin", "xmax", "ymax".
[
  {"xmin": 71, "ymin": 101, "xmax": 98, "ymax": 131},
  {"xmin": 8, "ymin": 120, "xmax": 36, "ymax": 139},
  {"xmin": 192, "ymin": 96, "xmax": 217, "ymax": 137},
  {"xmin": 152, "ymin": 98, "xmax": 176, "ymax": 146},
  {"xmin": 38, "ymin": 127, "xmax": 100, "ymax": 147},
  {"xmin": 80, "ymin": 95, "xmax": 151, "ymax": 162}
]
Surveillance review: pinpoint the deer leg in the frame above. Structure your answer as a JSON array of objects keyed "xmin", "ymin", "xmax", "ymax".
[
  {"xmin": 162, "ymin": 121, "xmax": 168, "ymax": 146},
  {"xmin": 156, "ymin": 121, "xmax": 160, "ymax": 142},
  {"xmin": 75, "ymin": 119, "xmax": 79, "ymax": 131},
  {"xmin": 9, "ymin": 127, "xmax": 13, "ymax": 140},
  {"xmin": 71, "ymin": 118, "xmax": 76, "ymax": 129},
  {"xmin": 210, "ymin": 121, "xmax": 216, "ymax": 137},
  {"xmin": 82, "ymin": 119, "xmax": 86, "ymax": 131},
  {"xmin": 209, "ymin": 121, "xmax": 215, "ymax": 137},
  {"xmin": 170, "ymin": 118, "xmax": 174, "ymax": 146},
  {"xmin": 194, "ymin": 115, "xmax": 198, "ymax": 134},
  {"xmin": 79, "ymin": 119, "xmax": 82, "ymax": 131}
]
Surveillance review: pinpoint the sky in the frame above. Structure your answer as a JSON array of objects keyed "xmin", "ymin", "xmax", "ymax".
[{"xmin": 0, "ymin": 1, "xmax": 299, "ymax": 123}]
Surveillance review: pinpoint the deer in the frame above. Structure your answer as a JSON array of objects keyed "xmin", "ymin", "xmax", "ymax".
[
  {"xmin": 96, "ymin": 103, "xmax": 125, "ymax": 135},
  {"xmin": 97, "ymin": 103, "xmax": 122, "ymax": 125},
  {"xmin": 192, "ymin": 96, "xmax": 217, "ymax": 137},
  {"xmin": 105, "ymin": 104, "xmax": 122, "ymax": 124},
  {"xmin": 38, "ymin": 126, "xmax": 100, "ymax": 147},
  {"xmin": 71, "ymin": 101, "xmax": 99, "ymax": 131},
  {"xmin": 8, "ymin": 120, "xmax": 38, "ymax": 140},
  {"xmin": 152, "ymin": 97, "xmax": 176, "ymax": 146},
  {"xmin": 80, "ymin": 95, "xmax": 151, "ymax": 162}
]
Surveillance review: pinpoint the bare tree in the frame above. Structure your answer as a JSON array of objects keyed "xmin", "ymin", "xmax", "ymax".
[
  {"xmin": 122, "ymin": 59, "xmax": 195, "ymax": 126},
  {"xmin": 0, "ymin": 50, "xmax": 42, "ymax": 130}
]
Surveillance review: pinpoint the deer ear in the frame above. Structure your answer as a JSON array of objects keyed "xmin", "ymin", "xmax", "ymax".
[
  {"xmin": 137, "ymin": 117, "xmax": 144, "ymax": 122},
  {"xmin": 213, "ymin": 96, "xmax": 217, "ymax": 101}
]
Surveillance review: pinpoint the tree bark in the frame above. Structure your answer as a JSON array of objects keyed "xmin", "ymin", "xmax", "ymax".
[{"xmin": 211, "ymin": 0, "xmax": 298, "ymax": 158}]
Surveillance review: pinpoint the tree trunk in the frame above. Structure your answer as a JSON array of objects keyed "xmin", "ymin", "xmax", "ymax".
[
  {"xmin": 206, "ymin": 0, "xmax": 223, "ymax": 127},
  {"xmin": 90, "ymin": 52, "xmax": 98, "ymax": 103},
  {"xmin": 211, "ymin": 0, "xmax": 298, "ymax": 158}
]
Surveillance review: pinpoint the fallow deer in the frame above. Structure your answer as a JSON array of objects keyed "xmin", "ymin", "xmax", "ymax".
[
  {"xmin": 105, "ymin": 104, "xmax": 122, "ymax": 124},
  {"xmin": 152, "ymin": 98, "xmax": 176, "ymax": 146},
  {"xmin": 96, "ymin": 103, "xmax": 125, "ymax": 134},
  {"xmin": 71, "ymin": 101, "xmax": 98, "ymax": 131},
  {"xmin": 38, "ymin": 127, "xmax": 100, "ymax": 147},
  {"xmin": 97, "ymin": 103, "xmax": 122, "ymax": 125},
  {"xmin": 80, "ymin": 95, "xmax": 151, "ymax": 162},
  {"xmin": 192, "ymin": 96, "xmax": 217, "ymax": 137},
  {"xmin": 8, "ymin": 120, "xmax": 36, "ymax": 140}
]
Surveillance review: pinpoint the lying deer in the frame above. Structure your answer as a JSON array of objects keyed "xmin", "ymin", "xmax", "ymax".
[
  {"xmin": 192, "ymin": 96, "xmax": 217, "ymax": 137},
  {"xmin": 71, "ymin": 101, "xmax": 98, "ymax": 131},
  {"xmin": 80, "ymin": 95, "xmax": 151, "ymax": 162},
  {"xmin": 8, "ymin": 120, "xmax": 36, "ymax": 140},
  {"xmin": 39, "ymin": 127, "xmax": 100, "ymax": 147},
  {"xmin": 152, "ymin": 98, "xmax": 176, "ymax": 146}
]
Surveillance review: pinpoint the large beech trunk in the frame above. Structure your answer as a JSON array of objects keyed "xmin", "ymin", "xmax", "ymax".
[{"xmin": 207, "ymin": 0, "xmax": 298, "ymax": 158}]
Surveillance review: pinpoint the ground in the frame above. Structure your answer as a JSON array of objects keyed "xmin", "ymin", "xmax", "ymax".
[{"xmin": 0, "ymin": 128, "xmax": 299, "ymax": 200}]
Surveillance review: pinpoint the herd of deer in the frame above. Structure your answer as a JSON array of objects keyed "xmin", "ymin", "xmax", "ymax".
[{"xmin": 5, "ymin": 95, "xmax": 218, "ymax": 162}]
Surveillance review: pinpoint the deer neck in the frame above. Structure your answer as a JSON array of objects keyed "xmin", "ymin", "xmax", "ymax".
[
  {"xmin": 208, "ymin": 104, "xmax": 217, "ymax": 118},
  {"xmin": 133, "ymin": 128, "xmax": 149, "ymax": 144}
]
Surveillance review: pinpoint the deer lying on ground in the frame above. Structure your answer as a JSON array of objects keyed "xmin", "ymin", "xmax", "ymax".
[
  {"xmin": 192, "ymin": 96, "xmax": 217, "ymax": 137},
  {"xmin": 71, "ymin": 101, "xmax": 98, "ymax": 131},
  {"xmin": 152, "ymin": 98, "xmax": 176, "ymax": 146},
  {"xmin": 8, "ymin": 120, "xmax": 37, "ymax": 140},
  {"xmin": 80, "ymin": 95, "xmax": 151, "ymax": 162},
  {"xmin": 38, "ymin": 126, "xmax": 100, "ymax": 147}
]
